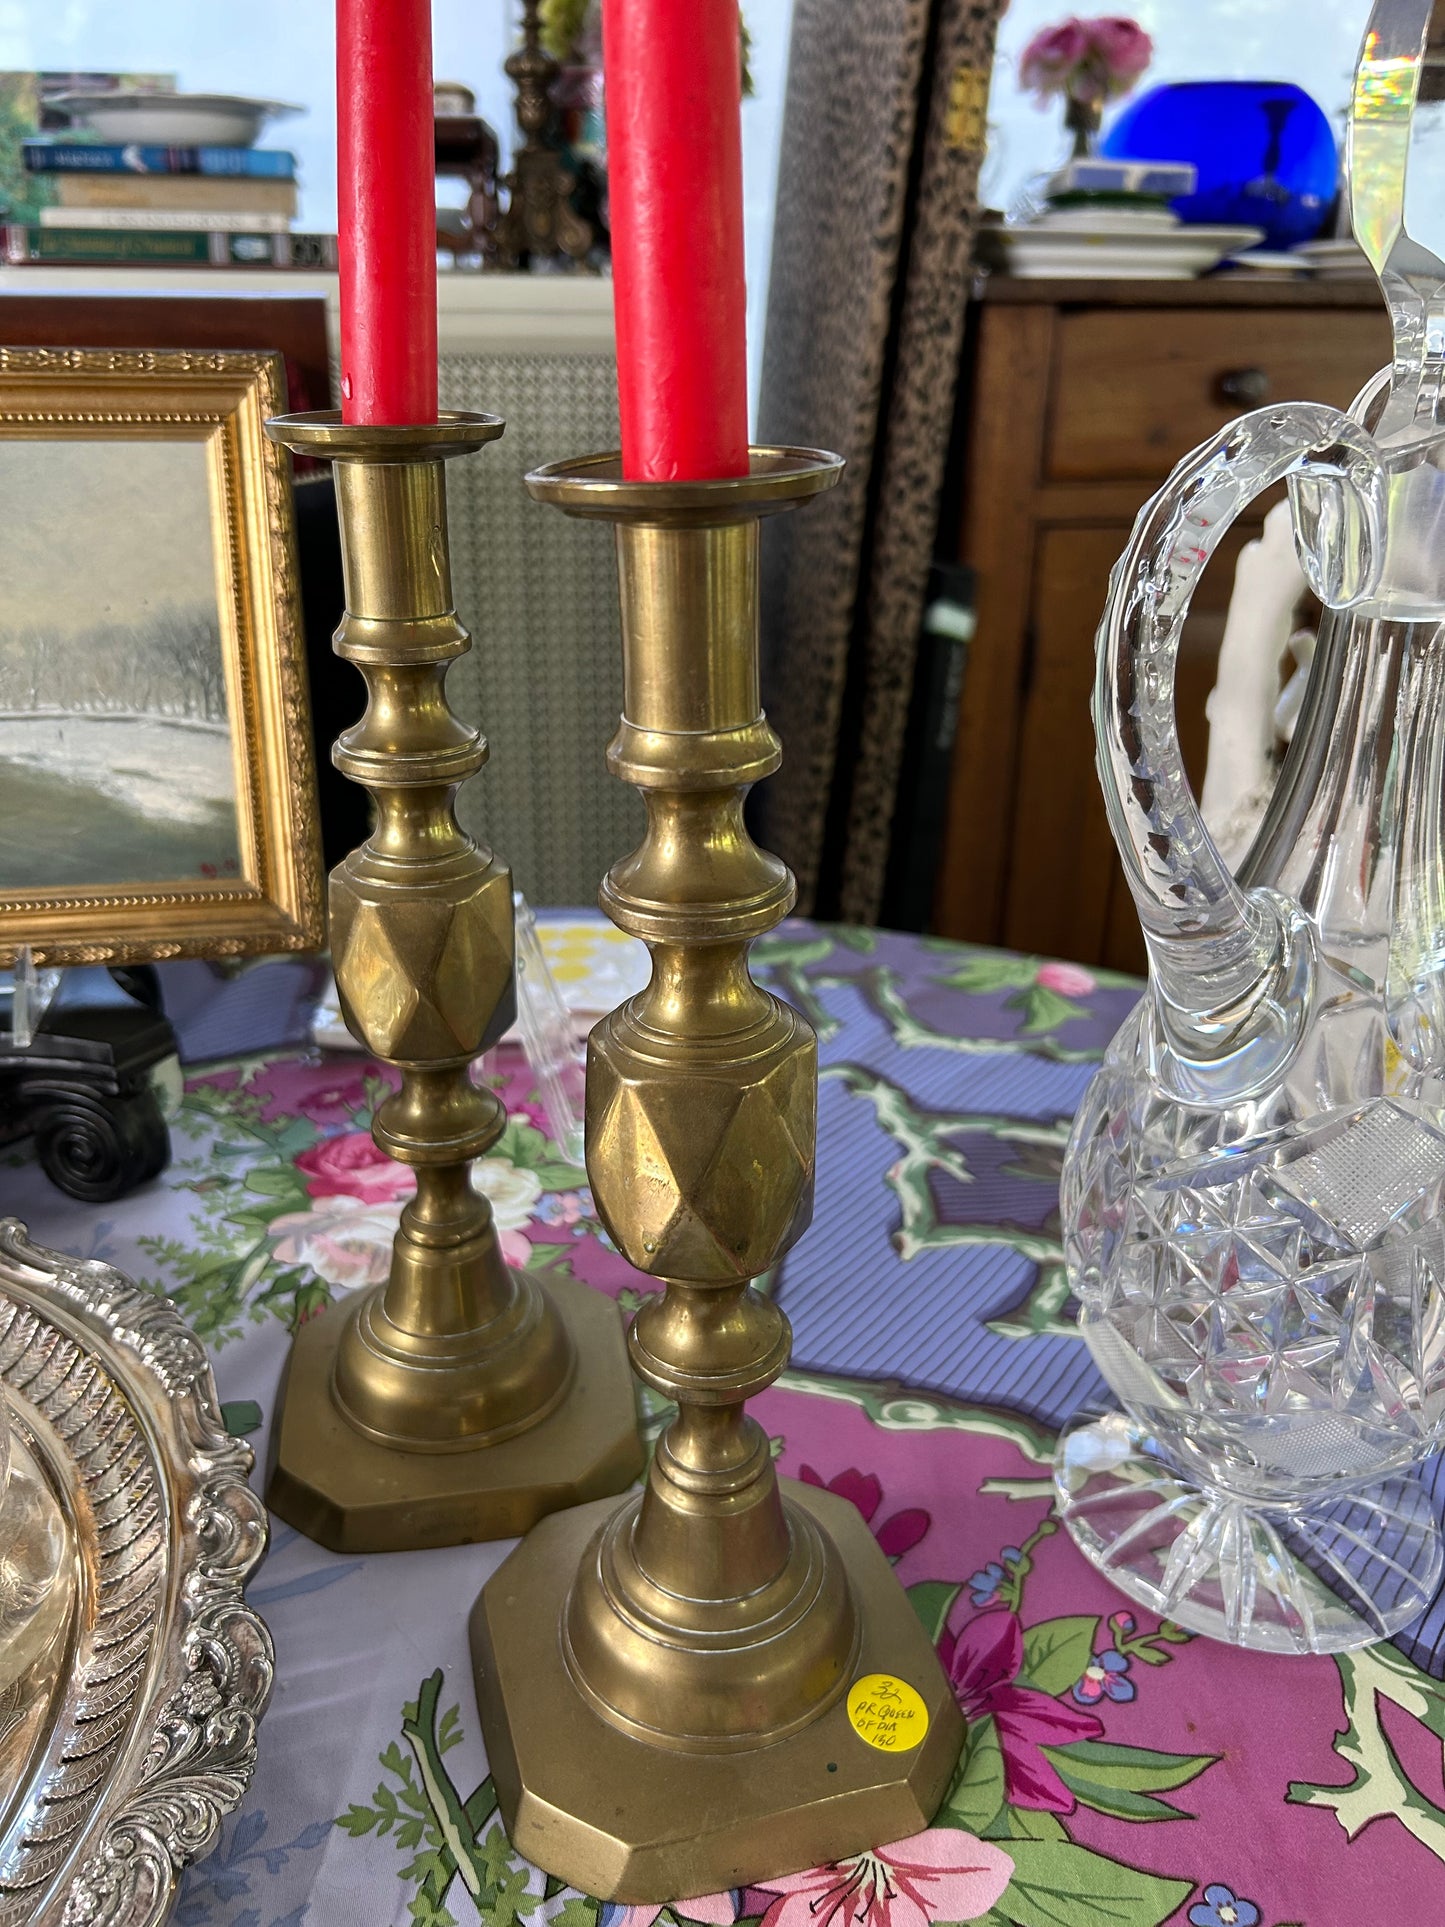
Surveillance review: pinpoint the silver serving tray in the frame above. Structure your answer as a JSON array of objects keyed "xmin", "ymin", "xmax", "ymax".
[{"xmin": 0, "ymin": 1220, "xmax": 272, "ymax": 1925}]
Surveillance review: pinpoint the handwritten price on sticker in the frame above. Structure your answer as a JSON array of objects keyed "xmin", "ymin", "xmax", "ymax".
[{"xmin": 846, "ymin": 1674, "xmax": 929, "ymax": 1752}]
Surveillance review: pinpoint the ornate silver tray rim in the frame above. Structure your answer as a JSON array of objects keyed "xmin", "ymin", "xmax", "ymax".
[{"xmin": 0, "ymin": 1219, "xmax": 273, "ymax": 1927}]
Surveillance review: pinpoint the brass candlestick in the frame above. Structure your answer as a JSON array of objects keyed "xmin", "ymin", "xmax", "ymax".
[
  {"xmin": 262, "ymin": 412, "xmax": 641, "ymax": 1552},
  {"xmin": 495, "ymin": 0, "xmax": 593, "ymax": 269},
  {"xmin": 471, "ymin": 450, "xmax": 963, "ymax": 1901}
]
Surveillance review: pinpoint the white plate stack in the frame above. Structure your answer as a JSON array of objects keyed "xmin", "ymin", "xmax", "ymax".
[{"xmin": 990, "ymin": 205, "xmax": 1266, "ymax": 281}]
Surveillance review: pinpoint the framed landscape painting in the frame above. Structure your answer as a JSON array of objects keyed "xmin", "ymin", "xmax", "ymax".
[{"xmin": 0, "ymin": 346, "xmax": 323, "ymax": 962}]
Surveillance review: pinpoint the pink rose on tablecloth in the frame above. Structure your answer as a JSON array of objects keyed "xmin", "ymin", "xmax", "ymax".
[
  {"xmin": 270, "ymin": 1196, "xmax": 403, "ymax": 1291},
  {"xmin": 296, "ymin": 1131, "xmax": 417, "ymax": 1205},
  {"xmin": 1036, "ymin": 960, "xmax": 1096, "ymax": 997},
  {"xmin": 755, "ymin": 1830, "xmax": 1014, "ymax": 1927}
]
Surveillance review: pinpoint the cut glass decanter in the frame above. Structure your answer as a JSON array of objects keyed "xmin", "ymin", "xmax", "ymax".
[{"xmin": 1055, "ymin": 0, "xmax": 1445, "ymax": 1650}]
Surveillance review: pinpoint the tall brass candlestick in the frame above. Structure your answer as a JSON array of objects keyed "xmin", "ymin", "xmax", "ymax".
[
  {"xmin": 471, "ymin": 450, "xmax": 963, "ymax": 1901},
  {"xmin": 262, "ymin": 412, "xmax": 640, "ymax": 1553}
]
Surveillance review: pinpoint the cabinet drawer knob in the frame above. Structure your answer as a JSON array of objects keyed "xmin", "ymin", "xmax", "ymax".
[{"xmin": 1216, "ymin": 366, "xmax": 1271, "ymax": 406}]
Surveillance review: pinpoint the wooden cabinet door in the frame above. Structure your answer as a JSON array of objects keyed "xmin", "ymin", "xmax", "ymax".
[
  {"xmin": 1002, "ymin": 525, "xmax": 1124, "ymax": 962},
  {"xmin": 1002, "ymin": 518, "xmax": 1266, "ymax": 969}
]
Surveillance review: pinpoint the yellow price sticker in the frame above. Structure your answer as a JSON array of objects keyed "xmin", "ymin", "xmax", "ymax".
[{"xmin": 846, "ymin": 1674, "xmax": 929, "ymax": 1753}]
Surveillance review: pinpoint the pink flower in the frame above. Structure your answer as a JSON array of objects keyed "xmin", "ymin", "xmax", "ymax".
[
  {"xmin": 246, "ymin": 1058, "xmax": 397, "ymax": 1125},
  {"xmin": 756, "ymin": 1830, "xmax": 1013, "ymax": 1927},
  {"xmin": 941, "ymin": 1611, "xmax": 1103, "ymax": 1811},
  {"xmin": 498, "ymin": 1089, "xmax": 554, "ymax": 1139},
  {"xmin": 600, "ymin": 1890, "xmax": 738, "ymax": 1927},
  {"xmin": 799, "ymin": 1465, "xmax": 931, "ymax": 1561},
  {"xmin": 1087, "ymin": 15, "xmax": 1153, "ymax": 86},
  {"xmin": 1018, "ymin": 14, "xmax": 1151, "ymax": 104},
  {"xmin": 1019, "ymin": 18, "xmax": 1089, "ymax": 96},
  {"xmin": 296, "ymin": 1132, "xmax": 416, "ymax": 1205},
  {"xmin": 538, "ymin": 1189, "xmax": 589, "ymax": 1227},
  {"xmin": 499, "ymin": 1227, "xmax": 533, "ymax": 1270},
  {"xmin": 1036, "ymin": 960, "xmax": 1096, "ymax": 997}
]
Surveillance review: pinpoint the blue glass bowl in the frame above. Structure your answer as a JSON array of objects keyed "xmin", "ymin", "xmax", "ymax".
[{"xmin": 1102, "ymin": 80, "xmax": 1338, "ymax": 249}]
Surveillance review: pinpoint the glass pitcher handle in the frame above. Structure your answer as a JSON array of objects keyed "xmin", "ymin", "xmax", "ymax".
[{"xmin": 1095, "ymin": 402, "xmax": 1387, "ymax": 1098}]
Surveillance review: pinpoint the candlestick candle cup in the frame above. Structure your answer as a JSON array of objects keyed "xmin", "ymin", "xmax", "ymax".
[
  {"xmin": 261, "ymin": 411, "xmax": 642, "ymax": 1552},
  {"xmin": 470, "ymin": 449, "xmax": 964, "ymax": 1901}
]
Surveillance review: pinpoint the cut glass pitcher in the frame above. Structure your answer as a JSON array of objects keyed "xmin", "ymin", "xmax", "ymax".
[{"xmin": 1055, "ymin": 0, "xmax": 1445, "ymax": 1651}]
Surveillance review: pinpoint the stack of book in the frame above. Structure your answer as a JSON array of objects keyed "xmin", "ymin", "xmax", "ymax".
[
  {"xmin": 5, "ymin": 144, "xmax": 336, "ymax": 268},
  {"xmin": 0, "ymin": 75, "xmax": 337, "ymax": 269}
]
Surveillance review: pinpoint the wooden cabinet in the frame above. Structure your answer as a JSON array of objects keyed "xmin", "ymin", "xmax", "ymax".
[{"xmin": 933, "ymin": 277, "xmax": 1391, "ymax": 972}]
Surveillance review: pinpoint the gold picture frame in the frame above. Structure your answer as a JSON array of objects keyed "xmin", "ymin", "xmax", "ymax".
[{"xmin": 0, "ymin": 345, "xmax": 323, "ymax": 964}]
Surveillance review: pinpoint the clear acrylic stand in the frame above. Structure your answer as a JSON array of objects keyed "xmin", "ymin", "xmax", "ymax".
[
  {"xmin": 5, "ymin": 948, "xmax": 63, "ymax": 1051},
  {"xmin": 511, "ymin": 893, "xmax": 586, "ymax": 1166}
]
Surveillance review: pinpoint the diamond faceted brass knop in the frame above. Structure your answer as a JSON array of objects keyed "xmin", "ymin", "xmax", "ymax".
[
  {"xmin": 329, "ymin": 853, "xmax": 516, "ymax": 1064},
  {"xmin": 586, "ymin": 1003, "xmax": 816, "ymax": 1281}
]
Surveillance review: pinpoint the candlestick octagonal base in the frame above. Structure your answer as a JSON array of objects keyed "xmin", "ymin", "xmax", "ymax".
[
  {"xmin": 265, "ymin": 1274, "xmax": 641, "ymax": 1553},
  {"xmin": 470, "ymin": 1481, "xmax": 965, "ymax": 1903}
]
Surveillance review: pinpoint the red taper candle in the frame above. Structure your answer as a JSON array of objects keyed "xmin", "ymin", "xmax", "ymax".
[
  {"xmin": 601, "ymin": 0, "xmax": 750, "ymax": 480},
  {"xmin": 337, "ymin": 0, "xmax": 438, "ymax": 424}
]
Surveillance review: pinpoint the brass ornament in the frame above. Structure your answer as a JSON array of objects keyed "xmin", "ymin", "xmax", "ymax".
[
  {"xmin": 471, "ymin": 449, "xmax": 964, "ymax": 1900},
  {"xmin": 261, "ymin": 411, "xmax": 641, "ymax": 1553},
  {"xmin": 495, "ymin": 0, "xmax": 594, "ymax": 269}
]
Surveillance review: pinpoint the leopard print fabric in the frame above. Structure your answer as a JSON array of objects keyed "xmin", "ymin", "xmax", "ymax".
[{"xmin": 757, "ymin": 0, "xmax": 1004, "ymax": 920}]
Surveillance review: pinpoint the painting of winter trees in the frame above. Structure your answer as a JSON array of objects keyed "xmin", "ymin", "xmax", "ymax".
[{"xmin": 0, "ymin": 437, "xmax": 241, "ymax": 890}]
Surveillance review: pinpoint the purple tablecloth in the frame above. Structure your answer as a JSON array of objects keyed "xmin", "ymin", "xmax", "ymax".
[{"xmin": 2, "ymin": 918, "xmax": 1441, "ymax": 1927}]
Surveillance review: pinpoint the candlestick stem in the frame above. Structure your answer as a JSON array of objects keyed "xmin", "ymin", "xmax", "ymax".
[
  {"xmin": 261, "ymin": 412, "xmax": 641, "ymax": 1552},
  {"xmin": 471, "ymin": 449, "xmax": 963, "ymax": 1899}
]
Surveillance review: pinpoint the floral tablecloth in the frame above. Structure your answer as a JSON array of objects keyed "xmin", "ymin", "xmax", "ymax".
[{"xmin": 5, "ymin": 918, "xmax": 1445, "ymax": 1927}]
